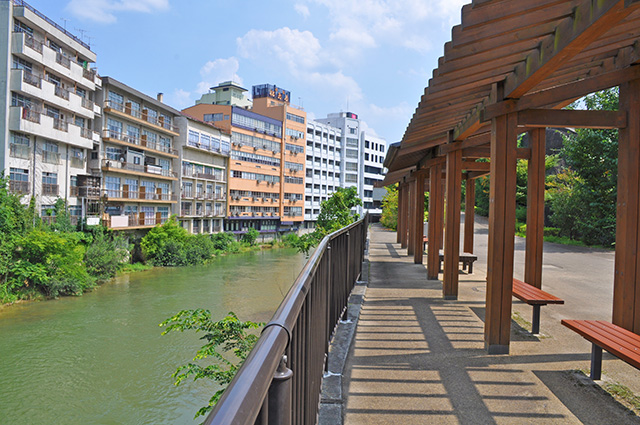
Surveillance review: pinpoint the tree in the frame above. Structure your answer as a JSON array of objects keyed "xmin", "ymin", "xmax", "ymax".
[
  {"xmin": 241, "ymin": 227, "xmax": 259, "ymax": 246},
  {"xmin": 315, "ymin": 186, "xmax": 362, "ymax": 237},
  {"xmin": 380, "ymin": 184, "xmax": 398, "ymax": 230},
  {"xmin": 160, "ymin": 310, "xmax": 263, "ymax": 420}
]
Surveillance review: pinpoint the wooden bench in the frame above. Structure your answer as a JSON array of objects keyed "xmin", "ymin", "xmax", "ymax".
[
  {"xmin": 512, "ymin": 278, "xmax": 564, "ymax": 334},
  {"xmin": 561, "ymin": 320, "xmax": 640, "ymax": 380},
  {"xmin": 438, "ymin": 251, "xmax": 478, "ymax": 274},
  {"xmin": 423, "ymin": 236, "xmax": 428, "ymax": 251}
]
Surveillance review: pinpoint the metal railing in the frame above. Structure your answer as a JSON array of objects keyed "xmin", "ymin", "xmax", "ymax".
[
  {"xmin": 101, "ymin": 159, "xmax": 177, "ymax": 178},
  {"xmin": 205, "ymin": 214, "xmax": 368, "ymax": 425},
  {"xmin": 102, "ymin": 129, "xmax": 178, "ymax": 156}
]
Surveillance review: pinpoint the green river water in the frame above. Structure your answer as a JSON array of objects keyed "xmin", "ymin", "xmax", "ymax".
[{"xmin": 0, "ymin": 248, "xmax": 306, "ymax": 425}]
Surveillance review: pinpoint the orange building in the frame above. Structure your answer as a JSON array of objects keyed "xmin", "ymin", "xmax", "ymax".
[{"xmin": 183, "ymin": 83, "xmax": 306, "ymax": 237}]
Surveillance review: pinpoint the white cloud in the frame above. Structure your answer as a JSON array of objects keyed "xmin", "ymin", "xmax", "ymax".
[
  {"xmin": 294, "ymin": 3, "xmax": 310, "ymax": 19},
  {"xmin": 237, "ymin": 28, "xmax": 323, "ymax": 76},
  {"xmin": 65, "ymin": 0, "xmax": 169, "ymax": 23},
  {"xmin": 197, "ymin": 57, "xmax": 243, "ymax": 94},
  {"xmin": 167, "ymin": 89, "xmax": 193, "ymax": 109}
]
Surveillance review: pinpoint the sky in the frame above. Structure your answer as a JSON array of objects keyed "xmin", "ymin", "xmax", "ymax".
[{"xmin": 26, "ymin": 0, "xmax": 466, "ymax": 143}]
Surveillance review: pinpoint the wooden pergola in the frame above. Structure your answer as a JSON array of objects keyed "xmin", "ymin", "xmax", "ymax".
[{"xmin": 383, "ymin": 0, "xmax": 640, "ymax": 354}]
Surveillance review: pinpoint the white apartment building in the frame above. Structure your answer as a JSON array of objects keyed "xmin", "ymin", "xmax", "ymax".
[
  {"xmin": 0, "ymin": 0, "xmax": 101, "ymax": 224},
  {"xmin": 176, "ymin": 115, "xmax": 230, "ymax": 234},
  {"xmin": 313, "ymin": 112, "xmax": 387, "ymax": 220},
  {"xmin": 304, "ymin": 120, "xmax": 342, "ymax": 223}
]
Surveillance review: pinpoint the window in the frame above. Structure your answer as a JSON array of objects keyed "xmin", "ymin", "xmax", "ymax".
[
  {"xmin": 286, "ymin": 112, "xmax": 305, "ymax": 124},
  {"xmin": 346, "ymin": 138, "xmax": 358, "ymax": 148},
  {"xmin": 107, "ymin": 118, "xmax": 122, "ymax": 138},
  {"xmin": 188, "ymin": 130, "xmax": 200, "ymax": 147},
  {"xmin": 11, "ymin": 92, "xmax": 33, "ymax": 109},
  {"xmin": 365, "ymin": 153, "xmax": 369, "ymax": 161},
  {"xmin": 10, "ymin": 132, "xmax": 30, "ymax": 159},
  {"xmin": 105, "ymin": 146, "xmax": 123, "ymax": 161},
  {"xmin": 346, "ymin": 149, "xmax": 358, "ymax": 159},
  {"xmin": 12, "ymin": 56, "xmax": 32, "ymax": 73},
  {"xmin": 127, "ymin": 125, "xmax": 139, "ymax": 142},
  {"xmin": 349, "ymin": 127, "xmax": 357, "ymax": 134},
  {"xmin": 204, "ymin": 113, "xmax": 223, "ymax": 122},
  {"xmin": 108, "ymin": 91, "xmax": 124, "ymax": 108},
  {"xmin": 42, "ymin": 141, "xmax": 59, "ymax": 164},
  {"xmin": 14, "ymin": 20, "xmax": 33, "ymax": 35},
  {"xmin": 10, "ymin": 167, "xmax": 29, "ymax": 182},
  {"xmin": 105, "ymin": 176, "xmax": 121, "ymax": 196}
]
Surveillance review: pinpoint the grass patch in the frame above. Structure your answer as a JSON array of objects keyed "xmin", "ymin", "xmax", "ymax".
[
  {"xmin": 120, "ymin": 263, "xmax": 154, "ymax": 273},
  {"xmin": 511, "ymin": 311, "xmax": 531, "ymax": 329},
  {"xmin": 603, "ymin": 382, "xmax": 640, "ymax": 413}
]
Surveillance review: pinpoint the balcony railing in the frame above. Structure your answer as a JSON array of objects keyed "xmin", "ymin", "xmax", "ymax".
[
  {"xmin": 105, "ymin": 213, "xmax": 168, "ymax": 229},
  {"xmin": 101, "ymin": 159, "xmax": 177, "ymax": 178},
  {"xmin": 54, "ymin": 85, "xmax": 70, "ymax": 100},
  {"xmin": 82, "ymin": 68, "xmax": 96, "ymax": 82},
  {"xmin": 10, "ymin": 143, "xmax": 30, "ymax": 159},
  {"xmin": 42, "ymin": 151, "xmax": 60, "ymax": 164},
  {"xmin": 55, "ymin": 52, "xmax": 71, "ymax": 68},
  {"xmin": 69, "ymin": 186, "xmax": 79, "ymax": 197},
  {"xmin": 21, "ymin": 108, "xmax": 41, "ymax": 123},
  {"xmin": 180, "ymin": 209, "xmax": 193, "ymax": 216},
  {"xmin": 53, "ymin": 118, "xmax": 68, "ymax": 132},
  {"xmin": 70, "ymin": 157, "xmax": 85, "ymax": 168},
  {"xmin": 102, "ymin": 129, "xmax": 177, "ymax": 156},
  {"xmin": 204, "ymin": 215, "xmax": 368, "ymax": 424},
  {"xmin": 22, "ymin": 70, "xmax": 41, "ymax": 88},
  {"xmin": 80, "ymin": 127, "xmax": 93, "ymax": 139},
  {"xmin": 42, "ymin": 183, "xmax": 59, "ymax": 196},
  {"xmin": 105, "ymin": 100, "xmax": 179, "ymax": 133},
  {"xmin": 13, "ymin": 0, "xmax": 90, "ymax": 49},
  {"xmin": 22, "ymin": 33, "xmax": 43, "ymax": 53},
  {"xmin": 9, "ymin": 180, "xmax": 29, "ymax": 194},
  {"xmin": 81, "ymin": 97, "xmax": 94, "ymax": 110},
  {"xmin": 102, "ymin": 189, "xmax": 177, "ymax": 202},
  {"xmin": 78, "ymin": 186, "xmax": 101, "ymax": 199}
]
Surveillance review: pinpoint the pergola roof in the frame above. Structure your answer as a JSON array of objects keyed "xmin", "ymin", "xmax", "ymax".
[{"xmin": 387, "ymin": 0, "xmax": 640, "ymax": 179}]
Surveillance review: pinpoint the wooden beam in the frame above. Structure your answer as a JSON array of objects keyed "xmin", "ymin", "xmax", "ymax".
[
  {"xmin": 462, "ymin": 161, "xmax": 491, "ymax": 172},
  {"xmin": 428, "ymin": 164, "xmax": 444, "ymax": 280},
  {"xmin": 467, "ymin": 170, "xmax": 491, "ymax": 180},
  {"xmin": 407, "ymin": 180, "xmax": 416, "ymax": 256},
  {"xmin": 439, "ymin": 132, "xmax": 491, "ymax": 155},
  {"xmin": 524, "ymin": 129, "xmax": 546, "ymax": 289},
  {"xmin": 443, "ymin": 149, "xmax": 463, "ymax": 299},
  {"xmin": 517, "ymin": 109, "xmax": 627, "ymax": 129},
  {"xmin": 401, "ymin": 182, "xmax": 410, "ymax": 249},
  {"xmin": 504, "ymin": 0, "xmax": 640, "ymax": 99},
  {"xmin": 397, "ymin": 183, "xmax": 406, "ymax": 244}
]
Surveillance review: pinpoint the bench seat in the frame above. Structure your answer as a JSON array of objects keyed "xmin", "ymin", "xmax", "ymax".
[
  {"xmin": 438, "ymin": 251, "xmax": 478, "ymax": 274},
  {"xmin": 561, "ymin": 319, "xmax": 640, "ymax": 380},
  {"xmin": 512, "ymin": 278, "xmax": 564, "ymax": 334}
]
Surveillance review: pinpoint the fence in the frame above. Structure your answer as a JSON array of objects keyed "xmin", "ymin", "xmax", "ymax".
[{"xmin": 205, "ymin": 214, "xmax": 368, "ymax": 425}]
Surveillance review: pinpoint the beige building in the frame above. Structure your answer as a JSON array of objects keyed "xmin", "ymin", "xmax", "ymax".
[
  {"xmin": 175, "ymin": 114, "xmax": 230, "ymax": 234},
  {"xmin": 0, "ymin": 0, "xmax": 101, "ymax": 224},
  {"xmin": 92, "ymin": 77, "xmax": 181, "ymax": 231}
]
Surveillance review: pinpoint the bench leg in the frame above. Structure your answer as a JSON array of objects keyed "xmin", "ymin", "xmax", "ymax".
[
  {"xmin": 468, "ymin": 261, "xmax": 473, "ymax": 274},
  {"xmin": 531, "ymin": 305, "xmax": 541, "ymax": 334},
  {"xmin": 590, "ymin": 344, "xmax": 603, "ymax": 380}
]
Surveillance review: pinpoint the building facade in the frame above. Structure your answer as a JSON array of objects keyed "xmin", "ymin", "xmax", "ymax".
[
  {"xmin": 304, "ymin": 120, "xmax": 343, "ymax": 223},
  {"xmin": 361, "ymin": 132, "xmax": 387, "ymax": 215},
  {"xmin": 0, "ymin": 0, "xmax": 101, "ymax": 224},
  {"xmin": 93, "ymin": 77, "xmax": 181, "ymax": 230},
  {"xmin": 175, "ymin": 115, "xmax": 230, "ymax": 234}
]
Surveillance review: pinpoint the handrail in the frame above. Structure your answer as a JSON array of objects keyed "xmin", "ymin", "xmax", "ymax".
[{"xmin": 205, "ymin": 214, "xmax": 368, "ymax": 425}]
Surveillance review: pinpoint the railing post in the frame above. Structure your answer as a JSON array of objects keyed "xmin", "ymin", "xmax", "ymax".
[{"xmin": 267, "ymin": 355, "xmax": 293, "ymax": 425}]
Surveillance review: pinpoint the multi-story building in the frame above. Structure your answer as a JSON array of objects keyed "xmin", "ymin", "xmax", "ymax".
[
  {"xmin": 314, "ymin": 112, "xmax": 387, "ymax": 219},
  {"xmin": 175, "ymin": 114, "xmax": 230, "ymax": 234},
  {"xmin": 0, "ymin": 0, "xmax": 101, "ymax": 224},
  {"xmin": 304, "ymin": 120, "xmax": 343, "ymax": 224},
  {"xmin": 184, "ymin": 83, "xmax": 305, "ymax": 237},
  {"xmin": 196, "ymin": 81, "xmax": 252, "ymax": 108},
  {"xmin": 182, "ymin": 102, "xmax": 282, "ymax": 237},
  {"xmin": 251, "ymin": 84, "xmax": 306, "ymax": 231},
  {"xmin": 92, "ymin": 77, "xmax": 181, "ymax": 230},
  {"xmin": 362, "ymin": 132, "xmax": 387, "ymax": 215}
]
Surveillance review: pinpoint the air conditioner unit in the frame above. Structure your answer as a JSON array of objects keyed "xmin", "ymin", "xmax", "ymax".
[{"xmin": 257, "ymin": 180, "xmax": 261, "ymax": 184}]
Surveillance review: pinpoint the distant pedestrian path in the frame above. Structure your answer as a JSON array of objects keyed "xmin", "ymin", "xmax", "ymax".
[{"xmin": 341, "ymin": 223, "xmax": 640, "ymax": 424}]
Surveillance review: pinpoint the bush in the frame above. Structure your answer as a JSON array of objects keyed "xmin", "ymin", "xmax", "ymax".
[
  {"xmin": 84, "ymin": 227, "xmax": 129, "ymax": 281},
  {"xmin": 241, "ymin": 227, "xmax": 259, "ymax": 246},
  {"xmin": 140, "ymin": 217, "xmax": 190, "ymax": 266},
  {"xmin": 211, "ymin": 232, "xmax": 236, "ymax": 251},
  {"xmin": 185, "ymin": 234, "xmax": 215, "ymax": 265}
]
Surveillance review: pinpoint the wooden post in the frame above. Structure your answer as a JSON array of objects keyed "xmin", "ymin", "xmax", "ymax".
[
  {"xmin": 464, "ymin": 178, "xmax": 476, "ymax": 254},
  {"xmin": 407, "ymin": 180, "xmax": 416, "ymax": 256},
  {"xmin": 414, "ymin": 172, "xmax": 426, "ymax": 264},
  {"xmin": 614, "ymin": 79, "xmax": 640, "ymax": 332},
  {"xmin": 401, "ymin": 182, "xmax": 410, "ymax": 249},
  {"xmin": 525, "ymin": 128, "xmax": 546, "ymax": 289},
  {"xmin": 443, "ymin": 150, "xmax": 463, "ymax": 299},
  {"xmin": 428, "ymin": 165, "xmax": 444, "ymax": 280},
  {"xmin": 485, "ymin": 107, "xmax": 518, "ymax": 354},
  {"xmin": 396, "ymin": 184, "xmax": 405, "ymax": 244}
]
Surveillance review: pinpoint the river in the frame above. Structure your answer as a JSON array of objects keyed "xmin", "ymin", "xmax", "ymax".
[{"xmin": 0, "ymin": 248, "xmax": 306, "ymax": 425}]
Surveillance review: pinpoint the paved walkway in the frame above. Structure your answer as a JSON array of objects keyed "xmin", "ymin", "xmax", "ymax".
[{"xmin": 341, "ymin": 222, "xmax": 640, "ymax": 424}]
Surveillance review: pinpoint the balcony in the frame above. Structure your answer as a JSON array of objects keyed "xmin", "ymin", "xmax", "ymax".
[
  {"xmin": 22, "ymin": 70, "xmax": 41, "ymax": 88},
  {"xmin": 42, "ymin": 183, "xmax": 59, "ymax": 196},
  {"xmin": 54, "ymin": 85, "xmax": 70, "ymax": 100},
  {"xmin": 10, "ymin": 143, "xmax": 31, "ymax": 159},
  {"xmin": 9, "ymin": 106, "xmax": 94, "ymax": 150},
  {"xmin": 53, "ymin": 118, "xmax": 68, "ymax": 132},
  {"xmin": 102, "ymin": 129, "xmax": 178, "ymax": 157},
  {"xmin": 9, "ymin": 180, "xmax": 29, "ymax": 194},
  {"xmin": 180, "ymin": 209, "xmax": 193, "ymax": 216},
  {"xmin": 102, "ymin": 188, "xmax": 177, "ymax": 203},
  {"xmin": 42, "ymin": 150, "xmax": 60, "ymax": 164},
  {"xmin": 104, "ymin": 100, "xmax": 179, "ymax": 135},
  {"xmin": 70, "ymin": 157, "xmax": 86, "ymax": 168},
  {"xmin": 105, "ymin": 213, "xmax": 168, "ymax": 230},
  {"xmin": 55, "ymin": 52, "xmax": 71, "ymax": 69},
  {"xmin": 23, "ymin": 33, "xmax": 43, "ymax": 53},
  {"xmin": 101, "ymin": 159, "xmax": 178, "ymax": 180}
]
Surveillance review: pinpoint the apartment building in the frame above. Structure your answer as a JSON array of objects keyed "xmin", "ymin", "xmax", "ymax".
[
  {"xmin": 304, "ymin": 120, "xmax": 342, "ymax": 223},
  {"xmin": 183, "ymin": 102, "xmax": 282, "ymax": 236},
  {"xmin": 251, "ymin": 84, "xmax": 306, "ymax": 231},
  {"xmin": 92, "ymin": 77, "xmax": 181, "ymax": 230},
  {"xmin": 175, "ymin": 114, "xmax": 230, "ymax": 234},
  {"xmin": 0, "ymin": 0, "xmax": 101, "ymax": 224},
  {"xmin": 315, "ymin": 112, "xmax": 387, "ymax": 219},
  {"xmin": 196, "ymin": 80, "xmax": 252, "ymax": 108}
]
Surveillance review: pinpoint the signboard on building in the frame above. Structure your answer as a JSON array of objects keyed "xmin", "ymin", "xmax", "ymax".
[{"xmin": 252, "ymin": 84, "xmax": 290, "ymax": 103}]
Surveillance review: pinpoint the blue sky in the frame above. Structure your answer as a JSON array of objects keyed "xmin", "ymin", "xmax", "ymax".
[{"xmin": 27, "ymin": 0, "xmax": 465, "ymax": 143}]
